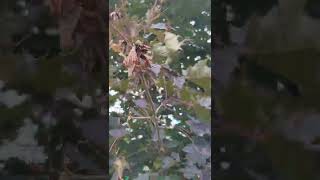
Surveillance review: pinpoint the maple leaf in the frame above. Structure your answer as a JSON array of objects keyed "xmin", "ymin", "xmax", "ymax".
[
  {"xmin": 152, "ymin": 42, "xmax": 169, "ymax": 57},
  {"xmin": 109, "ymin": 128, "xmax": 128, "ymax": 138},
  {"xmin": 113, "ymin": 156, "xmax": 130, "ymax": 180},
  {"xmin": 164, "ymin": 32, "xmax": 190, "ymax": 53},
  {"xmin": 134, "ymin": 99, "xmax": 148, "ymax": 108},
  {"xmin": 182, "ymin": 59, "xmax": 211, "ymax": 79},
  {"xmin": 152, "ymin": 32, "xmax": 191, "ymax": 64},
  {"xmin": 123, "ymin": 46, "xmax": 139, "ymax": 77},
  {"xmin": 182, "ymin": 59, "xmax": 211, "ymax": 93},
  {"xmin": 111, "ymin": 40, "xmax": 126, "ymax": 56}
]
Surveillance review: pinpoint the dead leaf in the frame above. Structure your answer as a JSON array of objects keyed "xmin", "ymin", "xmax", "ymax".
[
  {"xmin": 53, "ymin": 0, "xmax": 80, "ymax": 49},
  {"xmin": 123, "ymin": 46, "xmax": 139, "ymax": 76},
  {"xmin": 164, "ymin": 32, "xmax": 189, "ymax": 53},
  {"xmin": 113, "ymin": 156, "xmax": 129, "ymax": 179},
  {"xmin": 111, "ymin": 43, "xmax": 123, "ymax": 53},
  {"xmin": 49, "ymin": 0, "xmax": 107, "ymax": 50}
]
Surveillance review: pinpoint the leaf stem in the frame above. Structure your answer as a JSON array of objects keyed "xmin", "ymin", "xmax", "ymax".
[
  {"xmin": 109, "ymin": 137, "xmax": 119, "ymax": 153},
  {"xmin": 140, "ymin": 73, "xmax": 164, "ymax": 150},
  {"xmin": 131, "ymin": 116, "xmax": 152, "ymax": 119}
]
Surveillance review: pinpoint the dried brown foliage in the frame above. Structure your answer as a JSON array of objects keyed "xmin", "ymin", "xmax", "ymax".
[{"xmin": 48, "ymin": 0, "xmax": 107, "ymax": 72}]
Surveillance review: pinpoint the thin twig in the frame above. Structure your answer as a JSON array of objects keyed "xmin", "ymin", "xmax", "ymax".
[
  {"xmin": 142, "ymin": 74, "xmax": 156, "ymax": 113},
  {"xmin": 174, "ymin": 126, "xmax": 195, "ymax": 144},
  {"xmin": 127, "ymin": 146, "xmax": 149, "ymax": 159},
  {"xmin": 148, "ymin": 8, "xmax": 168, "ymax": 24},
  {"xmin": 15, "ymin": 33, "xmax": 33, "ymax": 48},
  {"xmin": 131, "ymin": 116, "xmax": 152, "ymax": 120},
  {"xmin": 155, "ymin": 103, "xmax": 164, "ymax": 114},
  {"xmin": 162, "ymin": 76, "xmax": 168, "ymax": 99},
  {"xmin": 110, "ymin": 22, "xmax": 132, "ymax": 45},
  {"xmin": 109, "ymin": 137, "xmax": 119, "ymax": 153},
  {"xmin": 141, "ymin": 73, "xmax": 163, "ymax": 150}
]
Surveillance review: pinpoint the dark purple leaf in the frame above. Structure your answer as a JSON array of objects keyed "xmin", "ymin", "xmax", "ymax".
[
  {"xmin": 164, "ymin": 139, "xmax": 179, "ymax": 148},
  {"xmin": 186, "ymin": 120, "xmax": 211, "ymax": 136},
  {"xmin": 152, "ymin": 128, "xmax": 165, "ymax": 142},
  {"xmin": 162, "ymin": 156, "xmax": 174, "ymax": 169},
  {"xmin": 171, "ymin": 152, "xmax": 180, "ymax": 162},
  {"xmin": 151, "ymin": 23, "xmax": 167, "ymax": 30},
  {"xmin": 151, "ymin": 64, "xmax": 161, "ymax": 76},
  {"xmin": 186, "ymin": 151, "xmax": 207, "ymax": 166},
  {"xmin": 198, "ymin": 145, "xmax": 211, "ymax": 157},
  {"xmin": 200, "ymin": 168, "xmax": 211, "ymax": 180},
  {"xmin": 182, "ymin": 144, "xmax": 194, "ymax": 154},
  {"xmin": 182, "ymin": 143, "xmax": 210, "ymax": 166},
  {"xmin": 161, "ymin": 151, "xmax": 181, "ymax": 169},
  {"xmin": 180, "ymin": 164, "xmax": 201, "ymax": 179},
  {"xmin": 134, "ymin": 99, "xmax": 148, "ymax": 108},
  {"xmin": 193, "ymin": 137, "xmax": 211, "ymax": 157},
  {"xmin": 197, "ymin": 96, "xmax": 211, "ymax": 109},
  {"xmin": 173, "ymin": 76, "xmax": 185, "ymax": 89},
  {"xmin": 109, "ymin": 116, "xmax": 121, "ymax": 129},
  {"xmin": 109, "ymin": 128, "xmax": 127, "ymax": 138}
]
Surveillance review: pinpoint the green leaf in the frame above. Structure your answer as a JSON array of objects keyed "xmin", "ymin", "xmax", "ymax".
[
  {"xmin": 111, "ymin": 79, "xmax": 129, "ymax": 93},
  {"xmin": 109, "ymin": 94, "xmax": 119, "ymax": 106},
  {"xmin": 157, "ymin": 78, "xmax": 175, "ymax": 97},
  {"xmin": 193, "ymin": 103, "xmax": 211, "ymax": 122},
  {"xmin": 164, "ymin": 32, "xmax": 185, "ymax": 53},
  {"xmin": 193, "ymin": 77, "xmax": 211, "ymax": 93},
  {"xmin": 152, "ymin": 43, "xmax": 169, "ymax": 57},
  {"xmin": 113, "ymin": 156, "xmax": 130, "ymax": 180},
  {"xmin": 180, "ymin": 87, "xmax": 194, "ymax": 102},
  {"xmin": 153, "ymin": 157, "xmax": 162, "ymax": 170},
  {"xmin": 183, "ymin": 59, "xmax": 211, "ymax": 93}
]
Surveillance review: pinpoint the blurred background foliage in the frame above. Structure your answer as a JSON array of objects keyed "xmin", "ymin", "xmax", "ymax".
[
  {"xmin": 214, "ymin": 0, "xmax": 320, "ymax": 179},
  {"xmin": 0, "ymin": 0, "xmax": 107, "ymax": 178}
]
